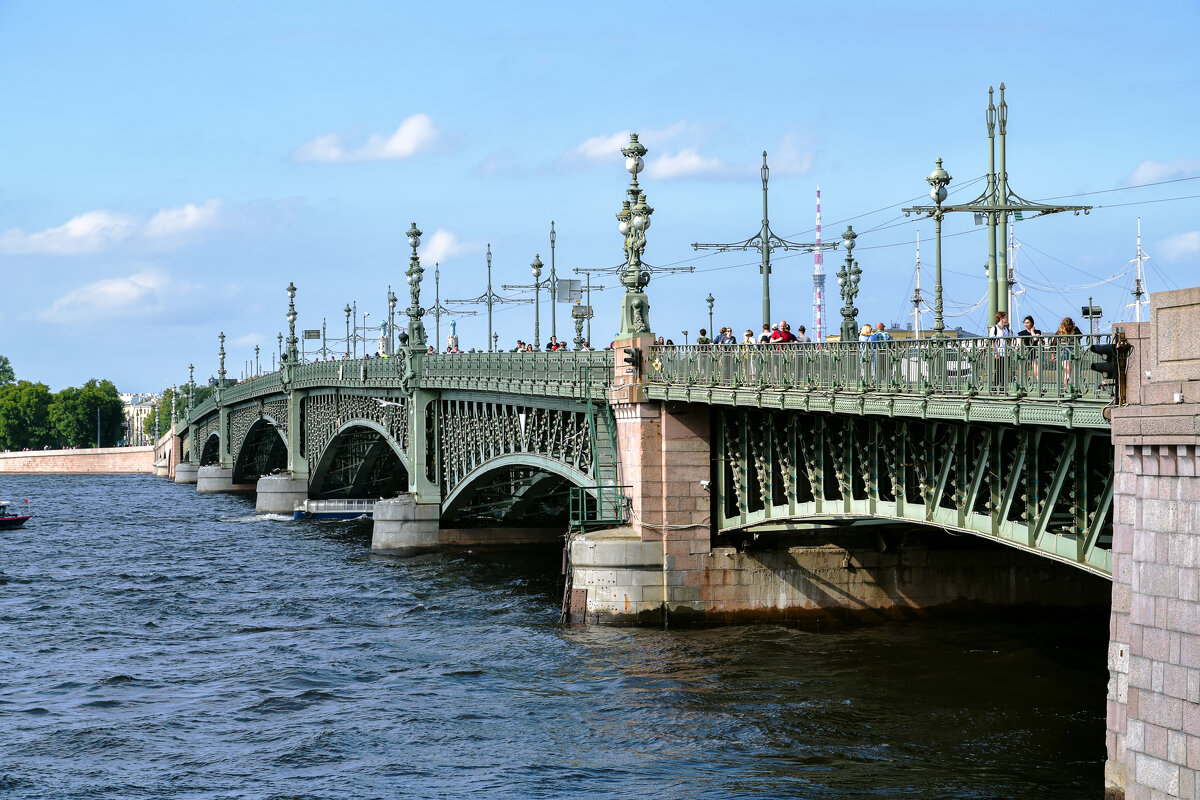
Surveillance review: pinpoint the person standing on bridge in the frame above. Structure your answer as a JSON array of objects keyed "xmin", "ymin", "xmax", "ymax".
[
  {"xmin": 988, "ymin": 311, "xmax": 1014, "ymax": 391},
  {"xmin": 869, "ymin": 322, "xmax": 893, "ymax": 384},
  {"xmin": 1017, "ymin": 315, "xmax": 1042, "ymax": 381},
  {"xmin": 1055, "ymin": 316, "xmax": 1082, "ymax": 391}
]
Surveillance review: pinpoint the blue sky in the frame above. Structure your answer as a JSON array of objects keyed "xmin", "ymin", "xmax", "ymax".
[{"xmin": 2, "ymin": 1, "xmax": 1197, "ymax": 391}]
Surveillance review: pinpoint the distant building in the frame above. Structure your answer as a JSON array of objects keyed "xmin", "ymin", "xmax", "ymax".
[{"xmin": 121, "ymin": 393, "xmax": 160, "ymax": 446}]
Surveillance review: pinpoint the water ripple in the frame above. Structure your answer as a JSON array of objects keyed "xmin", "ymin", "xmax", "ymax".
[{"xmin": 0, "ymin": 473, "xmax": 1108, "ymax": 799}]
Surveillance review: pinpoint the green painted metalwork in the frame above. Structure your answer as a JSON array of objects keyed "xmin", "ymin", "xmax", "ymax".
[
  {"xmin": 714, "ymin": 405, "xmax": 1113, "ymax": 577},
  {"xmin": 421, "ymin": 351, "xmax": 613, "ymax": 400},
  {"xmin": 177, "ymin": 325, "xmax": 1121, "ymax": 580},
  {"xmin": 645, "ymin": 336, "xmax": 1113, "ymax": 430},
  {"xmin": 569, "ymin": 484, "xmax": 632, "ymax": 532}
]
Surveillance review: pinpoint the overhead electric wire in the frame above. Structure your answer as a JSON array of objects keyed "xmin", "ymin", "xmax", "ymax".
[{"xmin": 1036, "ymin": 174, "xmax": 1200, "ymax": 202}]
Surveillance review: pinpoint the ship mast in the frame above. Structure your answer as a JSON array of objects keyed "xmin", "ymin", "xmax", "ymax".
[
  {"xmin": 1007, "ymin": 225, "xmax": 1023, "ymax": 321},
  {"xmin": 1128, "ymin": 217, "xmax": 1150, "ymax": 323},
  {"xmin": 910, "ymin": 231, "xmax": 925, "ymax": 338},
  {"xmin": 812, "ymin": 184, "xmax": 826, "ymax": 341}
]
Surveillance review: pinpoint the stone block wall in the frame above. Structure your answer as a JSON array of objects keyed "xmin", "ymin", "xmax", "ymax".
[
  {"xmin": 0, "ymin": 446, "xmax": 155, "ymax": 474},
  {"xmin": 1107, "ymin": 287, "xmax": 1200, "ymax": 799},
  {"xmin": 609, "ymin": 398, "xmax": 712, "ymax": 620}
]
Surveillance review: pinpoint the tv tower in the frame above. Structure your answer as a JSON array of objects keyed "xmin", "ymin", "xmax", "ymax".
[{"xmin": 812, "ymin": 184, "xmax": 827, "ymax": 341}]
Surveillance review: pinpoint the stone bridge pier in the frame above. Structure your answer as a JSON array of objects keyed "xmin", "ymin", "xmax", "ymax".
[{"xmin": 1105, "ymin": 287, "xmax": 1200, "ymax": 800}]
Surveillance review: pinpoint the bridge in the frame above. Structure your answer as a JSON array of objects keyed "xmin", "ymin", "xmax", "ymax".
[
  {"xmin": 174, "ymin": 324, "xmax": 1119, "ymax": 579},
  {"xmin": 158, "ymin": 126, "xmax": 1200, "ymax": 799}
]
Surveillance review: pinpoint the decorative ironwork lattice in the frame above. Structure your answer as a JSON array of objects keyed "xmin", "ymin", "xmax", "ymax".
[
  {"xmin": 438, "ymin": 399, "xmax": 594, "ymax": 496},
  {"xmin": 304, "ymin": 392, "xmax": 408, "ymax": 477}
]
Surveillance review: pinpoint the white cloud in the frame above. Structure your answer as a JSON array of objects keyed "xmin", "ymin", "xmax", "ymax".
[
  {"xmin": 0, "ymin": 200, "xmax": 223, "ymax": 255},
  {"xmin": 231, "ymin": 333, "xmax": 265, "ymax": 348},
  {"xmin": 646, "ymin": 148, "xmax": 726, "ymax": 180},
  {"xmin": 294, "ymin": 114, "xmax": 438, "ymax": 163},
  {"xmin": 769, "ymin": 133, "xmax": 815, "ymax": 177},
  {"xmin": 39, "ymin": 269, "xmax": 171, "ymax": 323},
  {"xmin": 1160, "ymin": 231, "xmax": 1200, "ymax": 261},
  {"xmin": 420, "ymin": 229, "xmax": 474, "ymax": 265},
  {"xmin": 561, "ymin": 123, "xmax": 696, "ymax": 165},
  {"xmin": 1126, "ymin": 158, "xmax": 1200, "ymax": 185},
  {"xmin": 565, "ymin": 131, "xmax": 631, "ymax": 162},
  {"xmin": 143, "ymin": 199, "xmax": 222, "ymax": 239},
  {"xmin": 0, "ymin": 210, "xmax": 138, "ymax": 255}
]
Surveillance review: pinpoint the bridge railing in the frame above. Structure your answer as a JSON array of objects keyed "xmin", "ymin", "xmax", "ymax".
[
  {"xmin": 647, "ymin": 334, "xmax": 1114, "ymax": 401},
  {"xmin": 422, "ymin": 350, "xmax": 614, "ymax": 399},
  {"xmin": 291, "ymin": 357, "xmax": 404, "ymax": 389},
  {"xmin": 219, "ymin": 372, "xmax": 284, "ymax": 405}
]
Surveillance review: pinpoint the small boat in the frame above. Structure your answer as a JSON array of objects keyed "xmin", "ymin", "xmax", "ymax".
[{"xmin": 0, "ymin": 499, "xmax": 32, "ymax": 529}]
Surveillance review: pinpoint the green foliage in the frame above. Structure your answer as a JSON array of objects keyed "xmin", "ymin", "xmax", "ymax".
[
  {"xmin": 0, "ymin": 380, "xmax": 55, "ymax": 450},
  {"xmin": 142, "ymin": 387, "xmax": 178, "ymax": 439},
  {"xmin": 49, "ymin": 379, "xmax": 126, "ymax": 448},
  {"xmin": 0, "ymin": 355, "xmax": 14, "ymax": 386}
]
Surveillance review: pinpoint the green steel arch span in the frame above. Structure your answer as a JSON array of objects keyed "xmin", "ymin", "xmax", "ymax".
[
  {"xmin": 178, "ymin": 335, "xmax": 1119, "ymax": 575},
  {"xmin": 709, "ymin": 405, "xmax": 1113, "ymax": 577},
  {"xmin": 307, "ymin": 419, "xmax": 410, "ymax": 500}
]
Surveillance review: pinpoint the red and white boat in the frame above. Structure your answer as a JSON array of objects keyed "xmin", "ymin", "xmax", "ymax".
[{"xmin": 0, "ymin": 499, "xmax": 31, "ymax": 529}]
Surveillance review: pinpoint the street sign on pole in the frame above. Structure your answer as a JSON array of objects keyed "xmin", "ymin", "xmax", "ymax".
[
  {"xmin": 303, "ymin": 329, "xmax": 321, "ymax": 340},
  {"xmin": 557, "ymin": 279, "xmax": 582, "ymax": 304}
]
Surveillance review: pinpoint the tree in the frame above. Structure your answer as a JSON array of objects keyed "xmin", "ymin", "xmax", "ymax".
[
  {"xmin": 0, "ymin": 380, "xmax": 55, "ymax": 450},
  {"xmin": 0, "ymin": 355, "xmax": 14, "ymax": 386},
  {"xmin": 50, "ymin": 379, "xmax": 126, "ymax": 448}
]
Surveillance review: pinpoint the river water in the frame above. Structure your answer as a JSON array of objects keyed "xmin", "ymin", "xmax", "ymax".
[{"xmin": 0, "ymin": 474, "xmax": 1108, "ymax": 799}]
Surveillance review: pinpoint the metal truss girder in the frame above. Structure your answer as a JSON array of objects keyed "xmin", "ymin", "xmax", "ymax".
[{"xmin": 713, "ymin": 406, "xmax": 1114, "ymax": 578}]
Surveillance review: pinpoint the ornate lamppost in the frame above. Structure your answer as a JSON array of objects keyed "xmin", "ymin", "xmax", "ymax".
[
  {"xmin": 837, "ymin": 226, "xmax": 862, "ymax": 342},
  {"xmin": 218, "ymin": 332, "xmax": 227, "ymax": 387},
  {"xmin": 693, "ymin": 151, "xmax": 838, "ymax": 328},
  {"xmin": 926, "ymin": 160, "xmax": 950, "ymax": 338},
  {"xmin": 276, "ymin": 332, "xmax": 282, "ymax": 364},
  {"xmin": 188, "ymin": 364, "xmax": 195, "ymax": 412},
  {"xmin": 531, "ymin": 255, "xmax": 545, "ymax": 347},
  {"xmin": 343, "ymin": 304, "xmax": 352, "ymax": 358},
  {"xmin": 388, "ymin": 289, "xmax": 397, "ymax": 355},
  {"xmin": 254, "ymin": 345, "xmax": 260, "ymax": 375},
  {"xmin": 902, "ymin": 87, "xmax": 1091, "ymax": 328},
  {"xmin": 286, "ymin": 282, "xmax": 299, "ymax": 362},
  {"xmin": 449, "ymin": 245, "xmax": 529, "ymax": 352},
  {"xmin": 403, "ymin": 222, "xmax": 427, "ymax": 349},
  {"xmin": 549, "ymin": 221, "xmax": 558, "ymax": 340},
  {"xmin": 501, "ymin": 254, "xmax": 552, "ymax": 348},
  {"xmin": 706, "ymin": 293, "xmax": 715, "ymax": 336},
  {"xmin": 616, "ymin": 133, "xmax": 654, "ymax": 339},
  {"xmin": 572, "ymin": 304, "xmax": 587, "ymax": 350},
  {"xmin": 171, "ymin": 385, "xmax": 177, "ymax": 426}
]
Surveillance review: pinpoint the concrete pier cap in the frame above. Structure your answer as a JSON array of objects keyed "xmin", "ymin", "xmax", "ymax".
[
  {"xmin": 569, "ymin": 527, "xmax": 668, "ymax": 625},
  {"xmin": 174, "ymin": 462, "xmax": 198, "ymax": 484},
  {"xmin": 255, "ymin": 474, "xmax": 308, "ymax": 515},
  {"xmin": 371, "ymin": 493, "xmax": 441, "ymax": 555},
  {"xmin": 195, "ymin": 465, "xmax": 254, "ymax": 494}
]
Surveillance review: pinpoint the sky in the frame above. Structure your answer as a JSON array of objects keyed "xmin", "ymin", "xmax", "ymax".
[{"xmin": 2, "ymin": 1, "xmax": 1198, "ymax": 392}]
